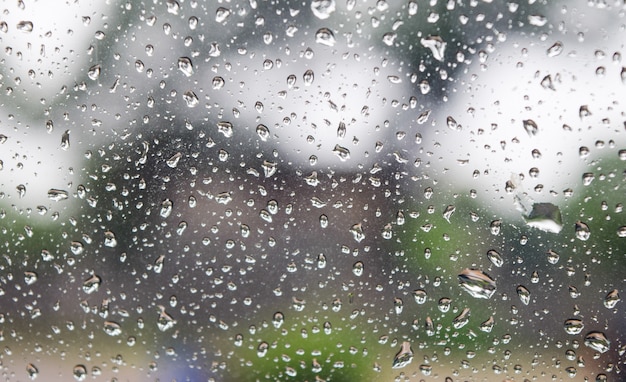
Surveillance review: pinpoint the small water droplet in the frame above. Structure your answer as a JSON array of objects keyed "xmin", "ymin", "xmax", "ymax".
[
  {"xmin": 82, "ymin": 274, "xmax": 101, "ymax": 294},
  {"xmin": 73, "ymin": 365, "xmax": 87, "ymax": 381},
  {"xmin": 215, "ymin": 7, "xmax": 231, "ymax": 23},
  {"xmin": 183, "ymin": 91, "xmax": 199, "ymax": 107},
  {"xmin": 48, "ymin": 189, "xmax": 69, "ymax": 201},
  {"xmin": 487, "ymin": 249, "xmax": 504, "ymax": 267},
  {"xmin": 303, "ymin": 69, "xmax": 314, "ymax": 85},
  {"xmin": 523, "ymin": 119, "xmax": 538, "ymax": 136},
  {"xmin": 349, "ymin": 223, "xmax": 365, "ymax": 242},
  {"xmin": 160, "ymin": 199, "xmax": 173, "ymax": 218},
  {"xmin": 547, "ymin": 41, "xmax": 563, "ymax": 57},
  {"xmin": 103, "ymin": 321, "xmax": 122, "ymax": 336},
  {"xmin": 61, "ymin": 130, "xmax": 71, "ymax": 150},
  {"xmin": 452, "ymin": 307, "xmax": 470, "ymax": 329}
]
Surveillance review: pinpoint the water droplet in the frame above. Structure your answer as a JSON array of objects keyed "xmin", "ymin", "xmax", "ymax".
[
  {"xmin": 83, "ymin": 274, "xmax": 101, "ymax": 294},
  {"xmin": 480, "ymin": 316, "xmax": 495, "ymax": 332},
  {"xmin": 523, "ymin": 119, "xmax": 538, "ymax": 136},
  {"xmin": 603, "ymin": 289, "xmax": 620, "ymax": 309},
  {"xmin": 486, "ymin": 250, "xmax": 503, "ymax": 267},
  {"xmin": 272, "ymin": 312, "xmax": 284, "ymax": 328},
  {"xmin": 547, "ymin": 41, "xmax": 563, "ymax": 57},
  {"xmin": 546, "ymin": 249, "xmax": 560, "ymax": 264},
  {"xmin": 458, "ymin": 268, "xmax": 497, "ymax": 299},
  {"xmin": 87, "ymin": 65, "xmax": 101, "ymax": 80},
  {"xmin": 349, "ymin": 223, "xmax": 365, "ymax": 242},
  {"xmin": 73, "ymin": 365, "xmax": 87, "ymax": 381},
  {"xmin": 103, "ymin": 230, "xmax": 117, "ymax": 247},
  {"xmin": 392, "ymin": 341, "xmax": 413, "ymax": 369},
  {"xmin": 303, "ymin": 69, "xmax": 314, "ymax": 85},
  {"xmin": 516, "ymin": 285, "xmax": 531, "ymax": 305},
  {"xmin": 311, "ymin": 0, "xmax": 336, "ymax": 20},
  {"xmin": 394, "ymin": 297, "xmax": 404, "ymax": 314},
  {"xmin": 26, "ymin": 363, "xmax": 38, "ymax": 379},
  {"xmin": 217, "ymin": 121, "xmax": 234, "ymax": 138},
  {"xmin": 490, "ymin": 219, "xmax": 501, "ymax": 235},
  {"xmin": 160, "ymin": 199, "xmax": 173, "ymax": 218},
  {"xmin": 315, "ymin": 27, "xmax": 336, "ymax": 46},
  {"xmin": 212, "ymin": 76, "xmax": 225, "ymax": 89},
  {"xmin": 582, "ymin": 172, "xmax": 595, "ymax": 185},
  {"xmin": 103, "ymin": 321, "xmax": 122, "ymax": 336},
  {"xmin": 61, "ymin": 130, "xmax": 71, "ymax": 150},
  {"xmin": 352, "ymin": 261, "xmax": 364, "ymax": 276},
  {"xmin": 413, "ymin": 289, "xmax": 427, "ymax": 304},
  {"xmin": 446, "ymin": 116, "xmax": 460, "ymax": 131},
  {"xmin": 584, "ymin": 331, "xmax": 610, "ymax": 353},
  {"xmin": 442, "ymin": 205, "xmax": 456, "ymax": 222},
  {"xmin": 256, "ymin": 124, "xmax": 270, "ymax": 141},
  {"xmin": 215, "ymin": 7, "xmax": 231, "ymax": 23},
  {"xmin": 17, "ymin": 21, "xmax": 33, "ymax": 32},
  {"xmin": 183, "ymin": 91, "xmax": 199, "ymax": 107},
  {"xmin": 421, "ymin": 35, "xmax": 446, "ymax": 61},
  {"xmin": 528, "ymin": 14, "xmax": 547, "ymax": 26},
  {"xmin": 332, "ymin": 144, "xmax": 350, "ymax": 161},
  {"xmin": 319, "ymin": 214, "xmax": 328, "ymax": 228},
  {"xmin": 48, "ymin": 189, "xmax": 69, "ymax": 201},
  {"xmin": 382, "ymin": 32, "xmax": 397, "ymax": 46},
  {"xmin": 452, "ymin": 307, "xmax": 471, "ymax": 329},
  {"xmin": 157, "ymin": 306, "xmax": 176, "ymax": 331},
  {"xmin": 575, "ymin": 220, "xmax": 591, "ymax": 241},
  {"xmin": 166, "ymin": 152, "xmax": 182, "ymax": 168},
  {"xmin": 522, "ymin": 202, "xmax": 563, "ymax": 233},
  {"xmin": 177, "ymin": 57, "xmax": 194, "ymax": 77}
]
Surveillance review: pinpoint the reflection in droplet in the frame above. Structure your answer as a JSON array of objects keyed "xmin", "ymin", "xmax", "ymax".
[
  {"xmin": 177, "ymin": 57, "xmax": 194, "ymax": 77},
  {"xmin": 452, "ymin": 307, "xmax": 470, "ymax": 329},
  {"xmin": 487, "ymin": 250, "xmax": 503, "ymax": 267},
  {"xmin": 73, "ymin": 365, "xmax": 87, "ymax": 381}
]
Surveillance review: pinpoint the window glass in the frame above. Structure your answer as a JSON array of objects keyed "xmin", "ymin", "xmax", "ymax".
[{"xmin": 0, "ymin": 0, "xmax": 624, "ymax": 381}]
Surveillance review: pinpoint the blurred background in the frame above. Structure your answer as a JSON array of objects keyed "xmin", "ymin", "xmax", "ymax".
[{"xmin": 0, "ymin": 0, "xmax": 624, "ymax": 381}]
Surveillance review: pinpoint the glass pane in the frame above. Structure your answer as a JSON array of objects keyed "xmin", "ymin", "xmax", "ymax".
[{"xmin": 1, "ymin": 0, "xmax": 624, "ymax": 380}]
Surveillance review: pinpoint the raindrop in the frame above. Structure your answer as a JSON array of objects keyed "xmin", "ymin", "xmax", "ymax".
[
  {"xmin": 82, "ymin": 274, "xmax": 101, "ymax": 294},
  {"xmin": 26, "ymin": 363, "xmax": 38, "ymax": 379},
  {"xmin": 392, "ymin": 341, "xmax": 413, "ymax": 369},
  {"xmin": 212, "ymin": 76, "xmax": 225, "ymax": 89},
  {"xmin": 547, "ymin": 249, "xmax": 560, "ymax": 264},
  {"xmin": 421, "ymin": 35, "xmax": 446, "ymax": 61},
  {"xmin": 480, "ymin": 316, "xmax": 495, "ymax": 332},
  {"xmin": 442, "ymin": 205, "xmax": 456, "ymax": 222},
  {"xmin": 103, "ymin": 321, "xmax": 122, "ymax": 336},
  {"xmin": 17, "ymin": 21, "xmax": 33, "ymax": 32},
  {"xmin": 217, "ymin": 121, "xmax": 234, "ymax": 137},
  {"xmin": 523, "ymin": 119, "xmax": 538, "ymax": 136},
  {"xmin": 352, "ymin": 261, "xmax": 364, "ymax": 277},
  {"xmin": 564, "ymin": 319, "xmax": 584, "ymax": 335},
  {"xmin": 547, "ymin": 41, "xmax": 563, "ymax": 57},
  {"xmin": 458, "ymin": 268, "xmax": 497, "ymax": 299},
  {"xmin": 516, "ymin": 285, "xmax": 531, "ymax": 305},
  {"xmin": 87, "ymin": 65, "xmax": 101, "ymax": 80},
  {"xmin": 315, "ymin": 27, "xmax": 336, "ymax": 46},
  {"xmin": 215, "ymin": 7, "xmax": 231, "ymax": 23},
  {"xmin": 104, "ymin": 231, "xmax": 117, "ymax": 247},
  {"xmin": 48, "ymin": 189, "xmax": 69, "ymax": 201},
  {"xmin": 178, "ymin": 57, "xmax": 194, "ymax": 77},
  {"xmin": 487, "ymin": 250, "xmax": 503, "ymax": 267},
  {"xmin": 603, "ymin": 289, "xmax": 620, "ymax": 309},
  {"xmin": 73, "ymin": 365, "xmax": 87, "ymax": 381},
  {"xmin": 522, "ymin": 202, "xmax": 563, "ymax": 233},
  {"xmin": 160, "ymin": 199, "xmax": 173, "ymax": 218},
  {"xmin": 453, "ymin": 307, "xmax": 470, "ymax": 329},
  {"xmin": 332, "ymin": 144, "xmax": 350, "ymax": 161},
  {"xmin": 584, "ymin": 331, "xmax": 610, "ymax": 353},
  {"xmin": 574, "ymin": 221, "xmax": 590, "ymax": 241},
  {"xmin": 303, "ymin": 69, "xmax": 314, "ymax": 85},
  {"xmin": 413, "ymin": 289, "xmax": 427, "ymax": 304},
  {"xmin": 183, "ymin": 91, "xmax": 199, "ymax": 107},
  {"xmin": 349, "ymin": 223, "xmax": 365, "ymax": 242},
  {"xmin": 61, "ymin": 130, "xmax": 71, "ymax": 150},
  {"xmin": 311, "ymin": 0, "xmax": 336, "ymax": 20}
]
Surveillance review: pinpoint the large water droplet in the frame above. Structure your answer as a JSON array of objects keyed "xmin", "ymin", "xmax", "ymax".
[
  {"xmin": 392, "ymin": 341, "xmax": 413, "ymax": 369},
  {"xmin": 574, "ymin": 220, "xmax": 591, "ymax": 241},
  {"xmin": 177, "ymin": 57, "xmax": 194, "ymax": 77},
  {"xmin": 87, "ymin": 65, "xmax": 101, "ymax": 80},
  {"xmin": 584, "ymin": 331, "xmax": 610, "ymax": 353},
  {"xmin": 458, "ymin": 268, "xmax": 497, "ymax": 299},
  {"xmin": 315, "ymin": 27, "xmax": 336, "ymax": 46},
  {"xmin": 311, "ymin": 0, "xmax": 336, "ymax": 20},
  {"xmin": 421, "ymin": 35, "xmax": 446, "ymax": 61},
  {"xmin": 603, "ymin": 289, "xmax": 620, "ymax": 309}
]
